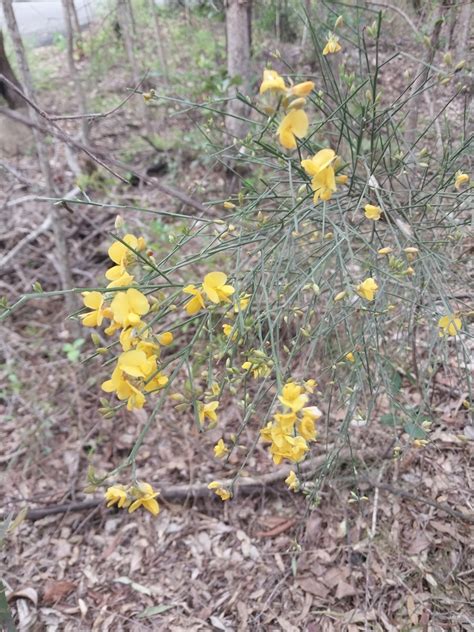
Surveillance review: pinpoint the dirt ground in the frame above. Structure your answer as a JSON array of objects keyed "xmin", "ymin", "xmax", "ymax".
[{"xmin": 1, "ymin": 7, "xmax": 473, "ymax": 632}]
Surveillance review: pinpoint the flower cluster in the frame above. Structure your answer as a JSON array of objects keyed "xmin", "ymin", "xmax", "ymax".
[
  {"xmin": 260, "ymin": 381, "xmax": 322, "ymax": 464},
  {"xmin": 259, "ymin": 69, "xmax": 314, "ymax": 150},
  {"xmin": 105, "ymin": 481, "xmax": 160, "ymax": 516},
  {"xmin": 80, "ymin": 233, "xmax": 171, "ymax": 412}
]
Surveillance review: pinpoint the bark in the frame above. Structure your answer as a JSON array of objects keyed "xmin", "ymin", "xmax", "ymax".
[
  {"xmin": 0, "ymin": 30, "xmax": 23, "ymax": 109},
  {"xmin": 1, "ymin": 0, "xmax": 76, "ymax": 316},
  {"xmin": 148, "ymin": 0, "xmax": 169, "ymax": 83},
  {"xmin": 405, "ymin": 0, "xmax": 450, "ymax": 149},
  {"xmin": 456, "ymin": 1, "xmax": 471, "ymax": 61},
  {"xmin": 61, "ymin": 0, "xmax": 90, "ymax": 145},
  {"xmin": 226, "ymin": 0, "xmax": 252, "ymax": 140},
  {"xmin": 116, "ymin": 0, "xmax": 150, "ymax": 132}
]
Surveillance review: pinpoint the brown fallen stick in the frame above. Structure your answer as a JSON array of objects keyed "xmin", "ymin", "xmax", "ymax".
[{"xmin": 4, "ymin": 448, "xmax": 473, "ymax": 523}]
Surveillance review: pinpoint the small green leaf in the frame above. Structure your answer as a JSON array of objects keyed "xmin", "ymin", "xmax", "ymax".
[
  {"xmin": 138, "ymin": 604, "xmax": 176, "ymax": 618},
  {"xmin": 403, "ymin": 422, "xmax": 427, "ymax": 439},
  {"xmin": 380, "ymin": 414, "xmax": 397, "ymax": 427}
]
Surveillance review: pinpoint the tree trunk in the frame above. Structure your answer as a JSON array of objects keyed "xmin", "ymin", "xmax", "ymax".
[
  {"xmin": 117, "ymin": 0, "xmax": 150, "ymax": 133},
  {"xmin": 226, "ymin": 0, "xmax": 252, "ymax": 140},
  {"xmin": 1, "ymin": 0, "xmax": 76, "ymax": 316},
  {"xmin": 148, "ymin": 0, "xmax": 169, "ymax": 83},
  {"xmin": 456, "ymin": 1, "xmax": 471, "ymax": 61},
  {"xmin": 69, "ymin": 0, "xmax": 84, "ymax": 52},
  {"xmin": 61, "ymin": 0, "xmax": 90, "ymax": 145},
  {"xmin": 0, "ymin": 30, "xmax": 24, "ymax": 109}
]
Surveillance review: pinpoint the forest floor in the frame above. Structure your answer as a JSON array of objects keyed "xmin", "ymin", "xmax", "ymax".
[{"xmin": 1, "ymin": 7, "xmax": 473, "ymax": 632}]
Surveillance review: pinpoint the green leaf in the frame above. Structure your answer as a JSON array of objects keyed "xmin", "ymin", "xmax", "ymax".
[
  {"xmin": 390, "ymin": 371, "xmax": 402, "ymax": 394},
  {"xmin": 380, "ymin": 414, "xmax": 397, "ymax": 427},
  {"xmin": 403, "ymin": 422, "xmax": 427, "ymax": 439},
  {"xmin": 138, "ymin": 604, "xmax": 176, "ymax": 618}
]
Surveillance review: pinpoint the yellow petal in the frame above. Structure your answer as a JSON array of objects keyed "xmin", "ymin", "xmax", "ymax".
[{"xmin": 82, "ymin": 291, "xmax": 103, "ymax": 310}]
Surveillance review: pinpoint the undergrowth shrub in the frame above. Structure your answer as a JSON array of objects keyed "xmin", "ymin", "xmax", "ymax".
[{"xmin": 2, "ymin": 5, "xmax": 471, "ymax": 517}]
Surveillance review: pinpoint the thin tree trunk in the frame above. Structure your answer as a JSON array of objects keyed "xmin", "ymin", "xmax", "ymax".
[
  {"xmin": 405, "ymin": 0, "xmax": 450, "ymax": 149},
  {"xmin": 148, "ymin": 0, "xmax": 169, "ymax": 83},
  {"xmin": 117, "ymin": 0, "xmax": 150, "ymax": 132},
  {"xmin": 456, "ymin": 1, "xmax": 471, "ymax": 61},
  {"xmin": 61, "ymin": 0, "xmax": 90, "ymax": 145},
  {"xmin": 0, "ymin": 30, "xmax": 24, "ymax": 109},
  {"xmin": 226, "ymin": 0, "xmax": 251, "ymax": 140},
  {"xmin": 69, "ymin": 0, "xmax": 84, "ymax": 51},
  {"xmin": 1, "ymin": 0, "xmax": 76, "ymax": 316}
]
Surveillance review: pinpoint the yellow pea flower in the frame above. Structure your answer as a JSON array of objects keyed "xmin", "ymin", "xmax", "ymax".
[
  {"xmin": 202, "ymin": 272, "xmax": 235, "ymax": 304},
  {"xmin": 106, "ymin": 234, "xmax": 144, "ymax": 282},
  {"xmin": 158, "ymin": 331, "xmax": 173, "ymax": 345},
  {"xmin": 285, "ymin": 470, "xmax": 299, "ymax": 491},
  {"xmin": 110, "ymin": 288, "xmax": 150, "ymax": 328},
  {"xmin": 345, "ymin": 352, "xmax": 355, "ymax": 363},
  {"xmin": 304, "ymin": 378, "xmax": 317, "ymax": 393},
  {"xmin": 102, "ymin": 366, "xmax": 146, "ymax": 410},
  {"xmin": 259, "ymin": 68, "xmax": 286, "ymax": 94},
  {"xmin": 234, "ymin": 293, "xmax": 251, "ymax": 313},
  {"xmin": 81, "ymin": 291, "xmax": 108, "ymax": 327},
  {"xmin": 298, "ymin": 415, "xmax": 317, "ymax": 441},
  {"xmin": 301, "ymin": 148, "xmax": 337, "ymax": 202},
  {"xmin": 214, "ymin": 439, "xmax": 229, "ymax": 459},
  {"xmin": 104, "ymin": 485, "xmax": 128, "ymax": 509},
  {"xmin": 144, "ymin": 371, "xmax": 168, "ymax": 393},
  {"xmin": 323, "ymin": 32, "xmax": 342, "ymax": 55},
  {"xmin": 378, "ymin": 247, "xmax": 393, "ymax": 255},
  {"xmin": 289, "ymin": 81, "xmax": 315, "ymax": 97},
  {"xmin": 277, "ymin": 109, "xmax": 309, "ymax": 150},
  {"xmin": 364, "ymin": 204, "xmax": 382, "ymax": 220},
  {"xmin": 208, "ymin": 481, "xmax": 232, "ymax": 501},
  {"xmin": 106, "ymin": 269, "xmax": 135, "ymax": 289},
  {"xmin": 198, "ymin": 401, "xmax": 219, "ymax": 424},
  {"xmin": 454, "ymin": 170, "xmax": 469, "ymax": 191},
  {"xmin": 438, "ymin": 314, "xmax": 462, "ymax": 337},
  {"xmin": 336, "ymin": 174, "xmax": 349, "ymax": 185},
  {"xmin": 334, "ymin": 290, "xmax": 347, "ymax": 302},
  {"xmin": 356, "ymin": 277, "xmax": 379, "ymax": 301},
  {"xmin": 183, "ymin": 284, "xmax": 205, "ymax": 316},
  {"xmin": 117, "ymin": 349, "xmax": 156, "ymax": 379},
  {"xmin": 128, "ymin": 482, "xmax": 160, "ymax": 516},
  {"xmin": 278, "ymin": 382, "xmax": 308, "ymax": 413}
]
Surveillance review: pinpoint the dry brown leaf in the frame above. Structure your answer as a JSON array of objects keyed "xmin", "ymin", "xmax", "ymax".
[
  {"xmin": 42, "ymin": 580, "xmax": 75, "ymax": 605},
  {"xmin": 254, "ymin": 518, "xmax": 296, "ymax": 538},
  {"xmin": 335, "ymin": 580, "xmax": 358, "ymax": 599},
  {"xmin": 297, "ymin": 576, "xmax": 330, "ymax": 599},
  {"xmin": 407, "ymin": 533, "xmax": 431, "ymax": 555}
]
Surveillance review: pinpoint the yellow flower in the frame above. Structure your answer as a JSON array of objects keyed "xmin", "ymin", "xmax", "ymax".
[
  {"xmin": 301, "ymin": 148, "xmax": 337, "ymax": 202},
  {"xmin": 110, "ymin": 288, "xmax": 150, "ymax": 328},
  {"xmin": 285, "ymin": 470, "xmax": 299, "ymax": 491},
  {"xmin": 202, "ymin": 272, "xmax": 235, "ymax": 304},
  {"xmin": 183, "ymin": 284, "xmax": 205, "ymax": 316},
  {"xmin": 278, "ymin": 382, "xmax": 308, "ymax": 413},
  {"xmin": 345, "ymin": 352, "xmax": 355, "ymax": 363},
  {"xmin": 198, "ymin": 401, "xmax": 219, "ymax": 424},
  {"xmin": 104, "ymin": 485, "xmax": 128, "ymax": 509},
  {"xmin": 208, "ymin": 481, "xmax": 232, "ymax": 501},
  {"xmin": 336, "ymin": 174, "xmax": 348, "ymax": 185},
  {"xmin": 234, "ymin": 293, "xmax": 251, "ymax": 313},
  {"xmin": 304, "ymin": 378, "xmax": 317, "ymax": 393},
  {"xmin": 241, "ymin": 360, "xmax": 271, "ymax": 379},
  {"xmin": 277, "ymin": 109, "xmax": 309, "ymax": 150},
  {"xmin": 259, "ymin": 68, "xmax": 286, "ymax": 94},
  {"xmin": 81, "ymin": 291, "xmax": 108, "ymax": 327},
  {"xmin": 289, "ymin": 81, "xmax": 315, "ymax": 97},
  {"xmin": 273, "ymin": 412, "xmax": 298, "ymax": 434},
  {"xmin": 378, "ymin": 247, "xmax": 393, "ymax": 255},
  {"xmin": 118, "ymin": 349, "xmax": 156, "ymax": 379},
  {"xmin": 364, "ymin": 204, "xmax": 382, "ymax": 221},
  {"xmin": 106, "ymin": 234, "xmax": 144, "ymax": 283},
  {"xmin": 101, "ymin": 364, "xmax": 147, "ymax": 411},
  {"xmin": 454, "ymin": 170, "xmax": 469, "ymax": 191},
  {"xmin": 128, "ymin": 482, "xmax": 160, "ymax": 516},
  {"xmin": 356, "ymin": 277, "xmax": 379, "ymax": 301},
  {"xmin": 143, "ymin": 371, "xmax": 168, "ymax": 393},
  {"xmin": 214, "ymin": 439, "xmax": 229, "ymax": 459},
  {"xmin": 158, "ymin": 331, "xmax": 173, "ymax": 345},
  {"xmin": 298, "ymin": 415, "xmax": 317, "ymax": 441},
  {"xmin": 438, "ymin": 314, "xmax": 461, "ymax": 337},
  {"xmin": 323, "ymin": 32, "xmax": 342, "ymax": 55}
]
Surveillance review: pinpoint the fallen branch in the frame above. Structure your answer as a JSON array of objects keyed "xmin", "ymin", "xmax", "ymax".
[{"xmin": 4, "ymin": 448, "xmax": 473, "ymax": 523}]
